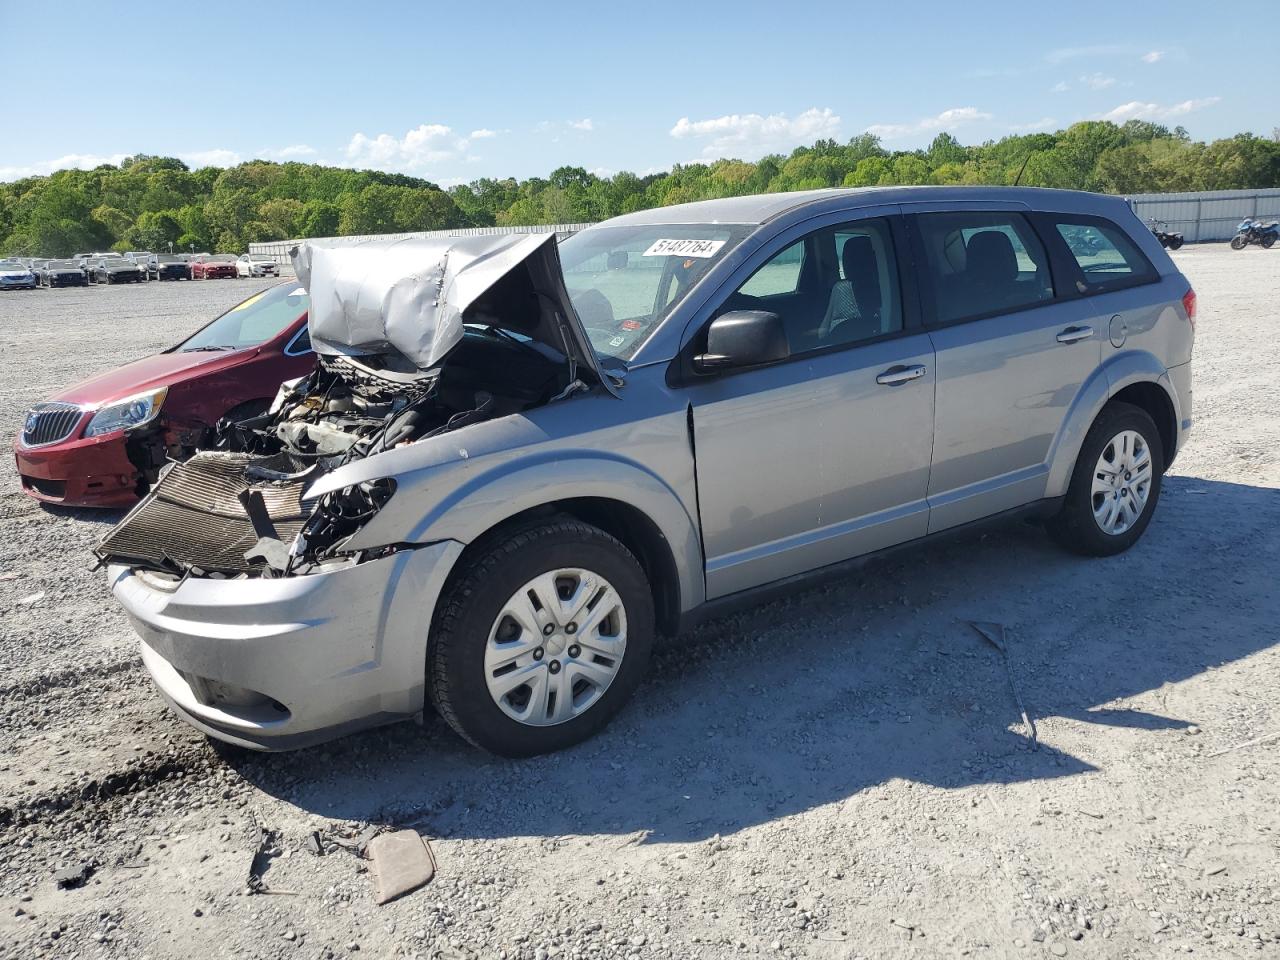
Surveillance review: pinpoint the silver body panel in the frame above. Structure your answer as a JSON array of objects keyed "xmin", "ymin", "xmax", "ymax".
[{"xmin": 111, "ymin": 186, "xmax": 1194, "ymax": 748}]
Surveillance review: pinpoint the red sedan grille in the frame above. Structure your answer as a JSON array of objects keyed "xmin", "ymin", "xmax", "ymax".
[{"xmin": 22, "ymin": 402, "xmax": 83, "ymax": 446}]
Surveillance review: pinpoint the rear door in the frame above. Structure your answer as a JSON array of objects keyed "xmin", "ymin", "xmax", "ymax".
[
  {"xmin": 908, "ymin": 206, "xmax": 1099, "ymax": 532},
  {"xmin": 682, "ymin": 209, "xmax": 937, "ymax": 599}
]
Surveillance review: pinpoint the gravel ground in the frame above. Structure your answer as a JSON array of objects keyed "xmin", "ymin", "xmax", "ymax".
[{"xmin": 0, "ymin": 247, "xmax": 1276, "ymax": 960}]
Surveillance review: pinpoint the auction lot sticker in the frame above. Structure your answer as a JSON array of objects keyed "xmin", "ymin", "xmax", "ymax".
[{"xmin": 642, "ymin": 238, "xmax": 726, "ymax": 258}]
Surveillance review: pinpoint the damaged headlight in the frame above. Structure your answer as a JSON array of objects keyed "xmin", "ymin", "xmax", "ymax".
[
  {"xmin": 293, "ymin": 478, "xmax": 398, "ymax": 563},
  {"xmin": 84, "ymin": 386, "xmax": 168, "ymax": 438}
]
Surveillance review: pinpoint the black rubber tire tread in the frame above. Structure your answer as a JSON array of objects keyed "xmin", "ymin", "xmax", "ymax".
[
  {"xmin": 1047, "ymin": 401, "xmax": 1164, "ymax": 557},
  {"xmin": 428, "ymin": 517, "xmax": 654, "ymax": 757}
]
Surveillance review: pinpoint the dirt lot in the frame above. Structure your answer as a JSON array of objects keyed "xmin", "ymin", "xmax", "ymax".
[{"xmin": 0, "ymin": 247, "xmax": 1277, "ymax": 960}]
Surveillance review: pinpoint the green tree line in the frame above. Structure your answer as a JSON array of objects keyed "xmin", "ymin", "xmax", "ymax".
[{"xmin": 3, "ymin": 120, "xmax": 1278, "ymax": 257}]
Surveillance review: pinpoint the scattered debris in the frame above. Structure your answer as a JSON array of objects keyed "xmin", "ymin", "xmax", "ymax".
[
  {"xmin": 367, "ymin": 829, "xmax": 436, "ymax": 905},
  {"xmin": 1205, "ymin": 863, "xmax": 1228, "ymax": 877},
  {"xmin": 1206, "ymin": 731, "xmax": 1280, "ymax": 758},
  {"xmin": 1185, "ymin": 724, "xmax": 1201, "ymax": 736},
  {"xmin": 16, "ymin": 591, "xmax": 44, "ymax": 606},
  {"xmin": 889, "ymin": 918, "xmax": 920, "ymax": 940},
  {"xmin": 246, "ymin": 816, "xmax": 278, "ymax": 894},
  {"xmin": 306, "ymin": 831, "xmax": 325, "ymax": 857},
  {"xmin": 968, "ymin": 621, "xmax": 1038, "ymax": 750},
  {"xmin": 53, "ymin": 862, "xmax": 95, "ymax": 890}
]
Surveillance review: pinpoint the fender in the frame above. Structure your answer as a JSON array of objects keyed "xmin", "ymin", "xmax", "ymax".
[
  {"xmin": 308, "ymin": 423, "xmax": 707, "ymax": 614},
  {"xmin": 1044, "ymin": 349, "xmax": 1178, "ymax": 497}
]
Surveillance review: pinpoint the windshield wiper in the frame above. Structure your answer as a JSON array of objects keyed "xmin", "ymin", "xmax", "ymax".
[{"xmin": 182, "ymin": 345, "xmax": 236, "ymax": 352}]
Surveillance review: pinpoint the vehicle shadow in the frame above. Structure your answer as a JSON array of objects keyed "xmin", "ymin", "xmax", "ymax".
[{"xmin": 225, "ymin": 474, "xmax": 1279, "ymax": 843}]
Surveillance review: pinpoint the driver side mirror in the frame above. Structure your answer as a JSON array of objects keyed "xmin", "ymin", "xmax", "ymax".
[{"xmin": 694, "ymin": 310, "xmax": 789, "ymax": 373}]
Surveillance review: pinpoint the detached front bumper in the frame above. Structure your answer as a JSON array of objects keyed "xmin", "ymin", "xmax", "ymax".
[
  {"xmin": 14, "ymin": 433, "xmax": 142, "ymax": 507},
  {"xmin": 110, "ymin": 540, "xmax": 464, "ymax": 750}
]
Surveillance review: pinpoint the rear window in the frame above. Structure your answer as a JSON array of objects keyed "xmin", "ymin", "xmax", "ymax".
[
  {"xmin": 1051, "ymin": 217, "xmax": 1157, "ymax": 294},
  {"xmin": 915, "ymin": 212, "xmax": 1054, "ymax": 325}
]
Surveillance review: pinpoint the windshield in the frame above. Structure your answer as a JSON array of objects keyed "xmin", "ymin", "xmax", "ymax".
[
  {"xmin": 104, "ymin": 258, "xmax": 131, "ymax": 267},
  {"xmin": 558, "ymin": 223, "xmax": 753, "ymax": 360},
  {"xmin": 49, "ymin": 260, "xmax": 78, "ymax": 268},
  {"xmin": 157, "ymin": 255, "xmax": 181, "ymax": 263},
  {"xmin": 211, "ymin": 254, "xmax": 237, "ymax": 262},
  {"xmin": 177, "ymin": 283, "xmax": 309, "ymax": 352},
  {"xmin": 249, "ymin": 255, "xmax": 273, "ymax": 262}
]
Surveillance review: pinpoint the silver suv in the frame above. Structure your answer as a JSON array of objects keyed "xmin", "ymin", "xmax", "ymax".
[{"xmin": 100, "ymin": 187, "xmax": 1195, "ymax": 755}]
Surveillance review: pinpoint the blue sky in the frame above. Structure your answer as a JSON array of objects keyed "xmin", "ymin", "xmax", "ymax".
[{"xmin": 2, "ymin": 0, "xmax": 1274, "ymax": 184}]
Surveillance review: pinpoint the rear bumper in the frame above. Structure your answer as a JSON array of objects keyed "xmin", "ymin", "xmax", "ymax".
[
  {"xmin": 1167, "ymin": 361, "xmax": 1192, "ymax": 462},
  {"xmin": 110, "ymin": 540, "xmax": 464, "ymax": 750},
  {"xmin": 14, "ymin": 433, "xmax": 141, "ymax": 507}
]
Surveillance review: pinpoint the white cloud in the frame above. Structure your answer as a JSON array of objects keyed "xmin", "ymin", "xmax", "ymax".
[
  {"xmin": 344, "ymin": 123, "xmax": 474, "ymax": 171},
  {"xmin": 468, "ymin": 128, "xmax": 497, "ymax": 139},
  {"xmin": 1050, "ymin": 80, "xmax": 1070, "ymax": 93},
  {"xmin": 182, "ymin": 148, "xmax": 242, "ymax": 168},
  {"xmin": 1141, "ymin": 50, "xmax": 1165, "ymax": 64},
  {"xmin": 1046, "ymin": 44, "xmax": 1128, "ymax": 64},
  {"xmin": 569, "ymin": 118, "xmax": 594, "ymax": 131},
  {"xmin": 669, "ymin": 107, "xmax": 840, "ymax": 159},
  {"xmin": 865, "ymin": 107, "xmax": 991, "ymax": 141},
  {"xmin": 0, "ymin": 152, "xmax": 131, "ymax": 181},
  {"xmin": 262, "ymin": 144, "xmax": 317, "ymax": 159},
  {"xmin": 1081, "ymin": 72, "xmax": 1116, "ymax": 91},
  {"xmin": 1010, "ymin": 117, "xmax": 1057, "ymax": 132},
  {"xmin": 1100, "ymin": 97, "xmax": 1221, "ymax": 123}
]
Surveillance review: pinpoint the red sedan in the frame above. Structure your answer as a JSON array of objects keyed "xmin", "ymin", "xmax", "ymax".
[
  {"xmin": 15, "ymin": 282, "xmax": 313, "ymax": 508},
  {"xmin": 190, "ymin": 254, "xmax": 239, "ymax": 279}
]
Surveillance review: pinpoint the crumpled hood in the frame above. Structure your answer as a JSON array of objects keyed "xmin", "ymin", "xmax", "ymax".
[{"xmin": 293, "ymin": 232, "xmax": 614, "ymax": 393}]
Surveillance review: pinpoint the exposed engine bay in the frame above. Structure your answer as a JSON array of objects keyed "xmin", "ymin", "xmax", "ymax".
[{"xmin": 96, "ymin": 232, "xmax": 607, "ymax": 579}]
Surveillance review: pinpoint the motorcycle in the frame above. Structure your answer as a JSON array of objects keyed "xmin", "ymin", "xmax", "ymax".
[
  {"xmin": 1147, "ymin": 219, "xmax": 1184, "ymax": 250},
  {"xmin": 1230, "ymin": 218, "xmax": 1279, "ymax": 250}
]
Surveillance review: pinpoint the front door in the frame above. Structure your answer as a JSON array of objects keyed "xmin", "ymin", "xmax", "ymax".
[{"xmin": 683, "ymin": 214, "xmax": 937, "ymax": 599}]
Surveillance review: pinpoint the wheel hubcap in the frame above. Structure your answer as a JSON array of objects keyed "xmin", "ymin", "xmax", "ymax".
[
  {"xmin": 484, "ymin": 568, "xmax": 627, "ymax": 727},
  {"xmin": 1090, "ymin": 429, "xmax": 1152, "ymax": 535}
]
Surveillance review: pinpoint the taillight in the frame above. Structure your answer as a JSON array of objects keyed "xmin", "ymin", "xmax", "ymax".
[{"xmin": 1182, "ymin": 288, "xmax": 1196, "ymax": 329}]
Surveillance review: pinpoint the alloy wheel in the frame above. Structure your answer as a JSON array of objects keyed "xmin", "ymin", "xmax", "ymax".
[{"xmin": 484, "ymin": 568, "xmax": 627, "ymax": 726}]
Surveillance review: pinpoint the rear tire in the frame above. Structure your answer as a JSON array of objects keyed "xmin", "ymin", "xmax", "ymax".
[
  {"xmin": 1263, "ymin": 234, "xmax": 1276, "ymax": 249},
  {"xmin": 428, "ymin": 518, "xmax": 654, "ymax": 757},
  {"xmin": 1048, "ymin": 402, "xmax": 1164, "ymax": 557}
]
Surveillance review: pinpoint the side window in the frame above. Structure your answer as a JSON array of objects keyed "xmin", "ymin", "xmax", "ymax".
[
  {"xmin": 915, "ymin": 212, "xmax": 1054, "ymax": 325},
  {"xmin": 737, "ymin": 241, "xmax": 804, "ymax": 297},
  {"xmin": 717, "ymin": 218, "xmax": 902, "ymax": 356},
  {"xmin": 1052, "ymin": 218, "xmax": 1157, "ymax": 294}
]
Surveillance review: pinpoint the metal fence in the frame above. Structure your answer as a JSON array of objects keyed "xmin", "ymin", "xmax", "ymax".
[
  {"xmin": 249, "ymin": 190, "xmax": 1280, "ymax": 261},
  {"xmin": 248, "ymin": 223, "xmax": 594, "ymax": 264},
  {"xmin": 1128, "ymin": 188, "xmax": 1280, "ymax": 243}
]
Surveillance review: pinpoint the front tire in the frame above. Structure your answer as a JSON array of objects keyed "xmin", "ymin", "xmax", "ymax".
[
  {"xmin": 1048, "ymin": 402, "xmax": 1164, "ymax": 557},
  {"xmin": 1167, "ymin": 236, "xmax": 1183, "ymax": 250},
  {"xmin": 428, "ymin": 518, "xmax": 654, "ymax": 757},
  {"xmin": 1230, "ymin": 235, "xmax": 1248, "ymax": 250}
]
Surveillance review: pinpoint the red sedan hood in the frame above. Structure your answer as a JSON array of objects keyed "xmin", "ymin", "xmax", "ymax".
[{"xmin": 50, "ymin": 348, "xmax": 254, "ymax": 406}]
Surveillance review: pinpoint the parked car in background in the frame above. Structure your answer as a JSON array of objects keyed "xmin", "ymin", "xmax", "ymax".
[
  {"xmin": 0, "ymin": 260, "xmax": 40, "ymax": 290},
  {"xmin": 94, "ymin": 257, "xmax": 146, "ymax": 284},
  {"xmin": 15, "ymin": 281, "xmax": 313, "ymax": 507},
  {"xmin": 155, "ymin": 254, "xmax": 189, "ymax": 280},
  {"xmin": 95, "ymin": 186, "xmax": 1194, "ymax": 754},
  {"xmin": 125, "ymin": 251, "xmax": 158, "ymax": 279},
  {"xmin": 190, "ymin": 254, "xmax": 238, "ymax": 279},
  {"xmin": 236, "ymin": 253, "xmax": 280, "ymax": 278},
  {"xmin": 43, "ymin": 259, "xmax": 90, "ymax": 287},
  {"xmin": 30, "ymin": 260, "xmax": 52, "ymax": 285}
]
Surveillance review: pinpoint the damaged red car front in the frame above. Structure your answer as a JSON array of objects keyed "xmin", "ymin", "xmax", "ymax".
[{"xmin": 15, "ymin": 283, "xmax": 314, "ymax": 507}]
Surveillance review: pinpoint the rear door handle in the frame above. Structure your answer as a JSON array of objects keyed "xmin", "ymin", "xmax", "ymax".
[
  {"xmin": 1056, "ymin": 325, "xmax": 1093, "ymax": 344},
  {"xmin": 876, "ymin": 364, "xmax": 927, "ymax": 386}
]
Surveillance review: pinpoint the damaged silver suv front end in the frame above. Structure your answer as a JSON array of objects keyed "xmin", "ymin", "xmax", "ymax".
[{"xmin": 98, "ymin": 232, "xmax": 612, "ymax": 748}]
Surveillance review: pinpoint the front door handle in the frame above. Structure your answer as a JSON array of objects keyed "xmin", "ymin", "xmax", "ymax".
[
  {"xmin": 1056, "ymin": 325, "xmax": 1093, "ymax": 344},
  {"xmin": 876, "ymin": 364, "xmax": 927, "ymax": 386}
]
